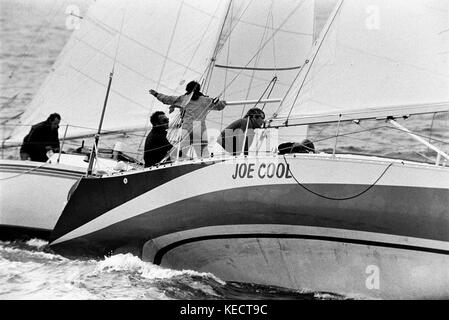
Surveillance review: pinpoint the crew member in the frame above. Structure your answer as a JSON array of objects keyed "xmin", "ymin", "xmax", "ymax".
[
  {"xmin": 20, "ymin": 113, "xmax": 61, "ymax": 162},
  {"xmin": 218, "ymin": 108, "xmax": 265, "ymax": 155},
  {"xmin": 144, "ymin": 111, "xmax": 173, "ymax": 167},
  {"xmin": 149, "ymin": 81, "xmax": 226, "ymax": 158}
]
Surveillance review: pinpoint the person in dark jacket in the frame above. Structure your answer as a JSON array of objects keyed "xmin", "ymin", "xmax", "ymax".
[
  {"xmin": 218, "ymin": 108, "xmax": 265, "ymax": 155},
  {"xmin": 144, "ymin": 111, "xmax": 173, "ymax": 167},
  {"xmin": 20, "ymin": 113, "xmax": 61, "ymax": 162}
]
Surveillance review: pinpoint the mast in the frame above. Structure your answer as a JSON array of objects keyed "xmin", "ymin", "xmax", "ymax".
[{"xmin": 202, "ymin": 0, "xmax": 233, "ymax": 93}]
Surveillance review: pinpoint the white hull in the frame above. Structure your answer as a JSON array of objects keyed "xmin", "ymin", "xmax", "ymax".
[
  {"xmin": 143, "ymin": 224, "xmax": 449, "ymax": 299},
  {"xmin": 49, "ymin": 153, "xmax": 449, "ymax": 298},
  {"xmin": 0, "ymin": 154, "xmax": 133, "ymax": 239},
  {"xmin": 0, "ymin": 159, "xmax": 84, "ymax": 238}
]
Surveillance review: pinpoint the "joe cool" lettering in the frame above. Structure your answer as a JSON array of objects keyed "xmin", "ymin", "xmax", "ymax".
[{"xmin": 231, "ymin": 163, "xmax": 293, "ymax": 180}]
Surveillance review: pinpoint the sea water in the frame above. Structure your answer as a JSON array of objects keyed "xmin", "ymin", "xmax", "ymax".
[
  {"xmin": 0, "ymin": 239, "xmax": 349, "ymax": 300},
  {"xmin": 0, "ymin": 0, "xmax": 447, "ymax": 300}
]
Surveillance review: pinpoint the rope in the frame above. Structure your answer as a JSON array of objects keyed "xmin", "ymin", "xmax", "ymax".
[{"xmin": 282, "ymin": 155, "xmax": 394, "ymax": 201}]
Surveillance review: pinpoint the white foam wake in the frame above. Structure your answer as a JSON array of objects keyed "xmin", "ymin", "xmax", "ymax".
[
  {"xmin": 25, "ymin": 238, "xmax": 48, "ymax": 249},
  {"xmin": 95, "ymin": 253, "xmax": 226, "ymax": 284}
]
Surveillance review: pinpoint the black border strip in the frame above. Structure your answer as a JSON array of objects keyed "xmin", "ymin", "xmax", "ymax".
[{"xmin": 153, "ymin": 233, "xmax": 449, "ymax": 264}]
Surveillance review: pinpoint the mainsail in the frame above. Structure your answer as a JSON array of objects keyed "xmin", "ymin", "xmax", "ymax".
[
  {"xmin": 271, "ymin": 0, "xmax": 449, "ymax": 127},
  {"xmin": 6, "ymin": 0, "xmax": 230, "ymax": 144}
]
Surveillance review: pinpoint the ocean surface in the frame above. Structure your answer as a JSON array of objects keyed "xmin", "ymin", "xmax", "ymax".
[
  {"xmin": 0, "ymin": 0, "xmax": 448, "ymax": 300},
  {"xmin": 0, "ymin": 238, "xmax": 350, "ymax": 300}
]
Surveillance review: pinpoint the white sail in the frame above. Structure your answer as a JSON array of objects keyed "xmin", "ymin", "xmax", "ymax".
[
  {"xmin": 6, "ymin": 0, "xmax": 229, "ymax": 144},
  {"xmin": 205, "ymin": 0, "xmax": 315, "ymax": 130},
  {"xmin": 271, "ymin": 0, "xmax": 449, "ymax": 126},
  {"xmin": 188, "ymin": 0, "xmax": 315, "ymax": 155}
]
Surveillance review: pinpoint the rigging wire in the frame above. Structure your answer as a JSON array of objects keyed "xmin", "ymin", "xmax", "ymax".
[
  {"xmin": 182, "ymin": 1, "xmax": 229, "ymax": 89},
  {"xmin": 428, "ymin": 113, "xmax": 437, "ymax": 153},
  {"xmin": 220, "ymin": 2, "xmax": 234, "ymax": 132},
  {"xmin": 140, "ymin": 0, "xmax": 232, "ymax": 153},
  {"xmin": 270, "ymin": 2, "xmax": 278, "ymax": 74},
  {"xmin": 138, "ymin": 1, "xmax": 191, "ymax": 152},
  {"xmin": 216, "ymin": 0, "xmax": 308, "ymax": 103},
  {"xmin": 283, "ymin": 0, "xmax": 345, "ymax": 125},
  {"xmin": 241, "ymin": 1, "xmax": 274, "ymax": 117},
  {"xmin": 202, "ymin": 0, "xmax": 235, "ymax": 93},
  {"xmin": 171, "ymin": 0, "xmax": 306, "ymax": 153},
  {"xmin": 260, "ymin": 76, "xmax": 278, "ymax": 111}
]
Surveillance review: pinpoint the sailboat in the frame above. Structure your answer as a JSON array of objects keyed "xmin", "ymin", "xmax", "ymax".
[
  {"xmin": 13, "ymin": 0, "xmax": 449, "ymax": 298},
  {"xmin": 1, "ymin": 0, "xmax": 312, "ymax": 238},
  {"xmin": 0, "ymin": 0, "xmax": 231, "ymax": 238}
]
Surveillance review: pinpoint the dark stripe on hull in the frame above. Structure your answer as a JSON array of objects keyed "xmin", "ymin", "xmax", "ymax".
[
  {"xmin": 0, "ymin": 225, "xmax": 51, "ymax": 241},
  {"xmin": 50, "ymin": 183, "xmax": 449, "ymax": 258},
  {"xmin": 1, "ymin": 169, "xmax": 83, "ymax": 179},
  {"xmin": 49, "ymin": 162, "xmax": 210, "ymax": 242},
  {"xmin": 153, "ymin": 233, "xmax": 449, "ymax": 265},
  {"xmin": 0, "ymin": 163, "xmax": 84, "ymax": 175},
  {"xmin": 0, "ymin": 164, "xmax": 84, "ymax": 179}
]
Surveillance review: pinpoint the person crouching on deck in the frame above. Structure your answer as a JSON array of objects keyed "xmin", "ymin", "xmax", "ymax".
[
  {"xmin": 144, "ymin": 111, "xmax": 173, "ymax": 168},
  {"xmin": 20, "ymin": 113, "xmax": 61, "ymax": 162},
  {"xmin": 149, "ymin": 81, "xmax": 226, "ymax": 158},
  {"xmin": 218, "ymin": 108, "xmax": 266, "ymax": 156}
]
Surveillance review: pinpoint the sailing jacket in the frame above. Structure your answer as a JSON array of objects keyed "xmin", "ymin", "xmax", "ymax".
[
  {"xmin": 20, "ymin": 120, "xmax": 60, "ymax": 162},
  {"xmin": 143, "ymin": 127, "xmax": 173, "ymax": 167},
  {"xmin": 154, "ymin": 92, "xmax": 226, "ymax": 134}
]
